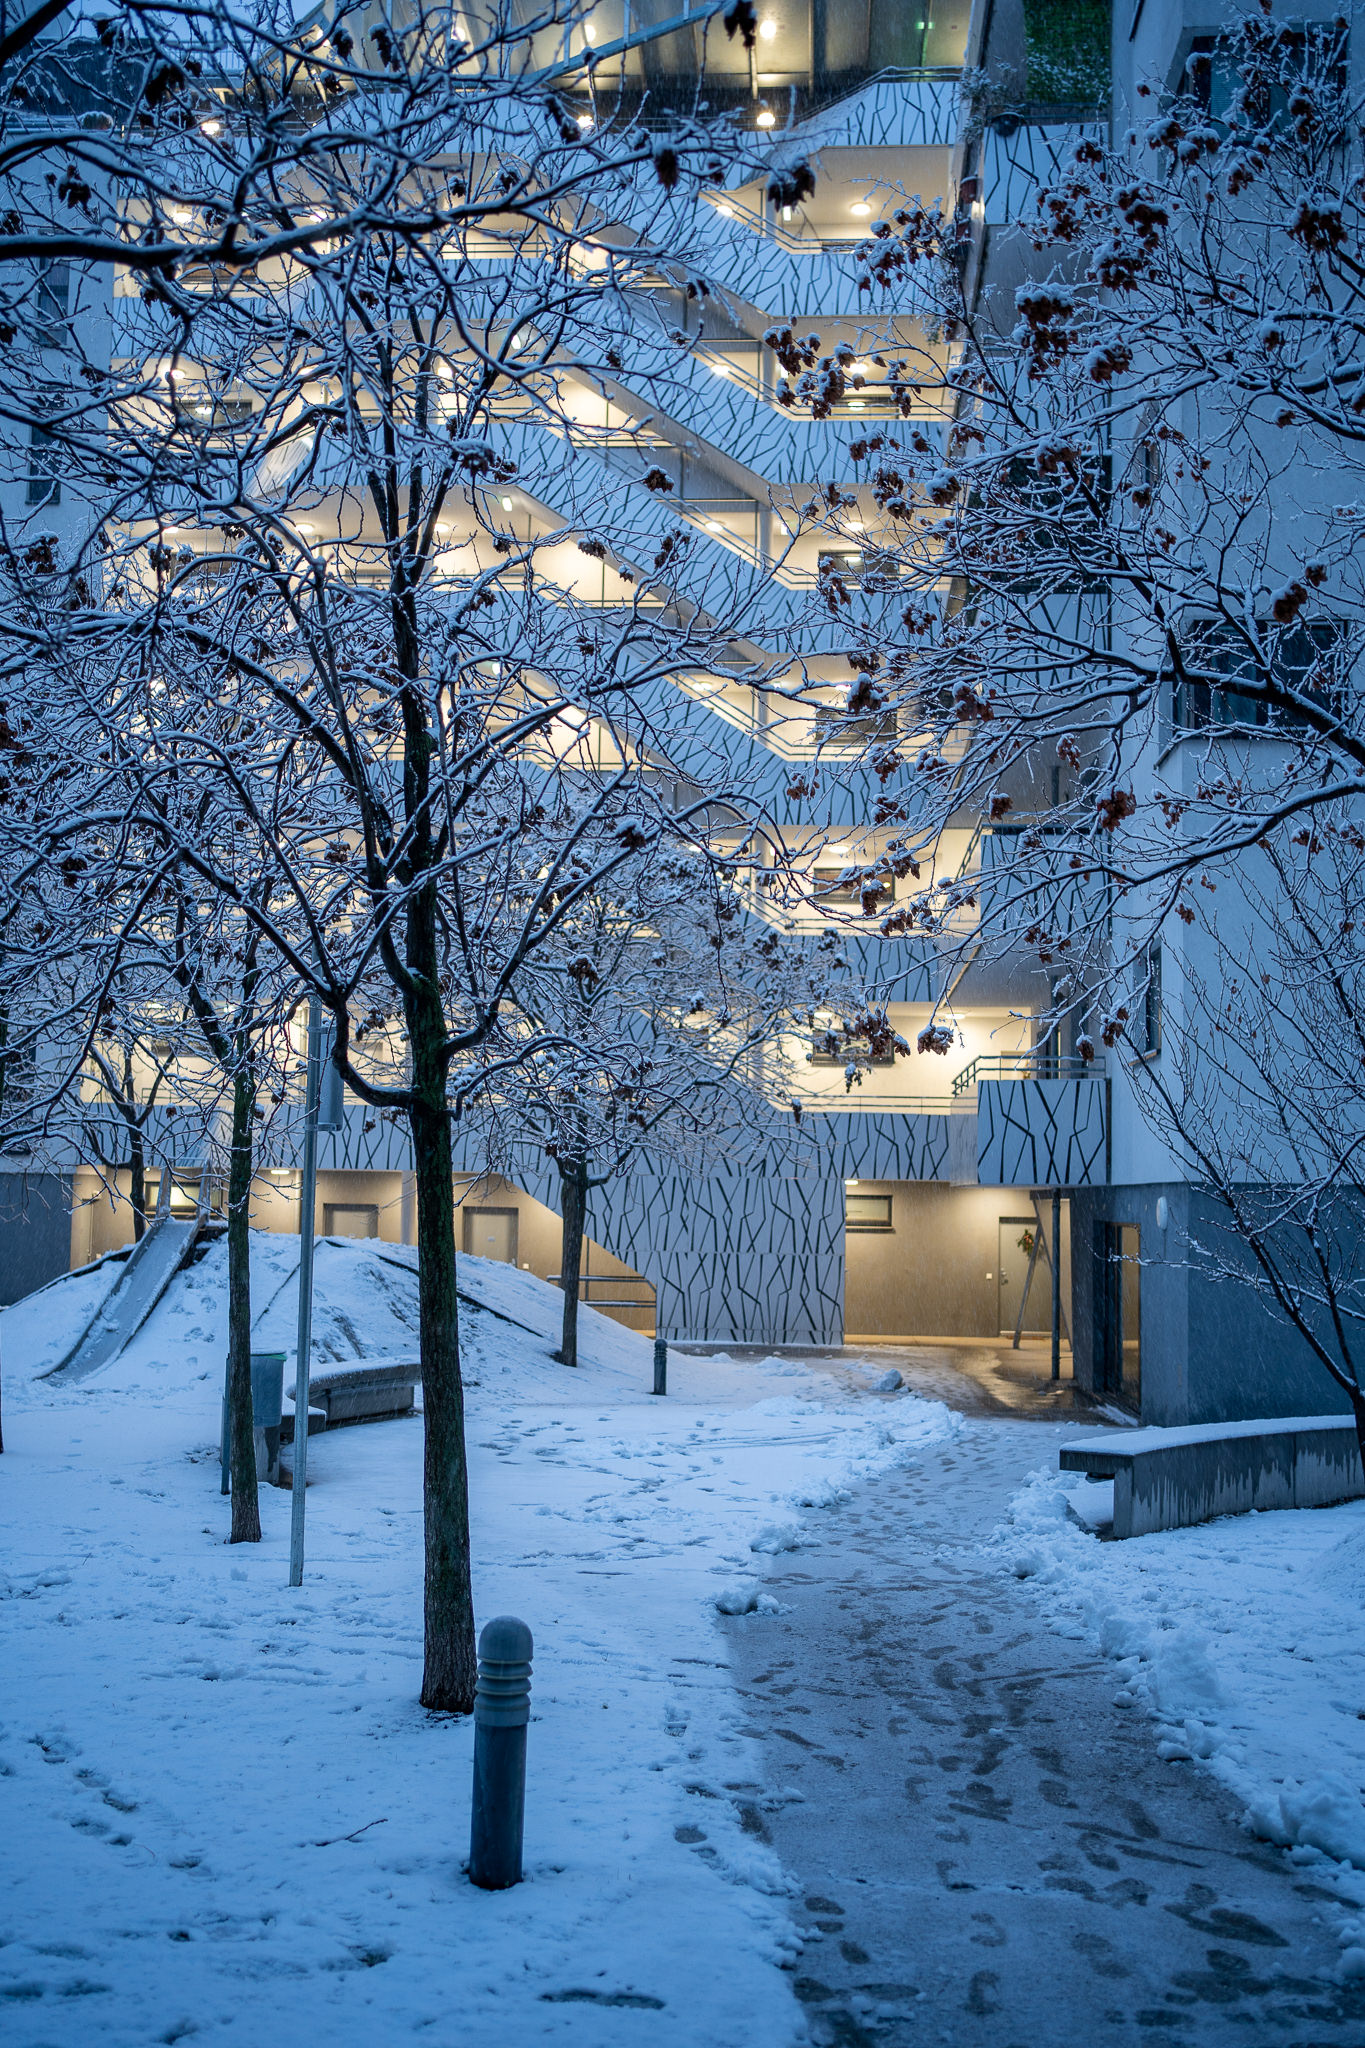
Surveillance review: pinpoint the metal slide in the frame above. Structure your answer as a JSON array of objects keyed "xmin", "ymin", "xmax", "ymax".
[{"xmin": 42, "ymin": 1211, "xmax": 208, "ymax": 1381}]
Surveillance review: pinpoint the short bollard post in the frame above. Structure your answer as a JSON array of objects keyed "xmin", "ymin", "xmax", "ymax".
[
  {"xmin": 652, "ymin": 1336, "xmax": 667, "ymax": 1397},
  {"xmin": 469, "ymin": 1616, "xmax": 533, "ymax": 1890}
]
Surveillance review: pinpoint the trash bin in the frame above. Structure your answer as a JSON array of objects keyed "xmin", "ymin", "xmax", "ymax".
[{"xmin": 250, "ymin": 1351, "xmax": 287, "ymax": 1485}]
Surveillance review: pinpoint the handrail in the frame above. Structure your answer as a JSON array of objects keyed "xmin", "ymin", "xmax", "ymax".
[{"xmin": 950, "ymin": 1054, "xmax": 1105, "ymax": 1098}]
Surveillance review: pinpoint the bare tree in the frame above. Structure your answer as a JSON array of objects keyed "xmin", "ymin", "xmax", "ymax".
[
  {"xmin": 0, "ymin": 0, "xmax": 801, "ymax": 1709},
  {"xmin": 459, "ymin": 803, "xmax": 834, "ymax": 1367}
]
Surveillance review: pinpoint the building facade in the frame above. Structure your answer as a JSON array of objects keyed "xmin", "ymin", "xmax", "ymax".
[{"xmin": 5, "ymin": 0, "xmax": 1338, "ymax": 1433}]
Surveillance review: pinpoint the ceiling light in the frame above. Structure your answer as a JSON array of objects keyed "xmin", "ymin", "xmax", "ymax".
[
  {"xmin": 846, "ymin": 519, "xmax": 863, "ymax": 531},
  {"xmin": 583, "ymin": 18, "xmax": 596, "ymax": 36},
  {"xmin": 782, "ymin": 204, "xmax": 793, "ymax": 221},
  {"xmin": 576, "ymin": 112, "xmax": 594, "ymax": 129},
  {"xmin": 501, "ymin": 495, "xmax": 514, "ymax": 510},
  {"xmin": 705, "ymin": 520, "xmax": 723, "ymax": 532},
  {"xmin": 756, "ymin": 108, "xmax": 775, "ymax": 128},
  {"xmin": 707, "ymin": 358, "xmax": 729, "ymax": 375},
  {"xmin": 758, "ymin": 15, "xmax": 778, "ymax": 36},
  {"xmin": 850, "ymin": 201, "xmax": 871, "ymax": 217},
  {"xmin": 848, "ymin": 399, "xmax": 866, "ymax": 410},
  {"xmin": 200, "ymin": 117, "xmax": 222, "ymax": 136}
]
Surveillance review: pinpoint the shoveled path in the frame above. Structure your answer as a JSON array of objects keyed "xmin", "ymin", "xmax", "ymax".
[{"xmin": 719, "ymin": 1367, "xmax": 1365, "ymax": 2048}]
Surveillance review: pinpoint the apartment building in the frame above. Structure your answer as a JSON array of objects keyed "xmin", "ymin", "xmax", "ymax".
[
  {"xmin": 0, "ymin": 0, "xmax": 1110, "ymax": 1370},
  {"xmin": 13, "ymin": 0, "xmax": 1333, "ymax": 1433}
]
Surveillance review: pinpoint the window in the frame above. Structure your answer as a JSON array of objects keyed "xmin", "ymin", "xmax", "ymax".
[
  {"xmin": 1140, "ymin": 945, "xmax": 1162, "ymax": 1056},
  {"xmin": 813, "ymin": 866, "xmax": 894, "ymax": 909},
  {"xmin": 1174, "ymin": 620, "xmax": 1345, "ymax": 733},
  {"xmin": 324, "ymin": 1202, "xmax": 379, "ymax": 1239},
  {"xmin": 26, "ymin": 419, "xmax": 60, "ymax": 506},
  {"xmin": 810, "ymin": 1036, "xmax": 896, "ymax": 1066},
  {"xmin": 845, "ymin": 1190, "xmax": 892, "ymax": 1231},
  {"xmin": 34, "ymin": 262, "xmax": 69, "ymax": 348},
  {"xmin": 816, "ymin": 548, "xmax": 902, "ymax": 589},
  {"xmin": 813, "ymin": 704, "xmax": 898, "ymax": 747},
  {"xmin": 0, "ymin": 1036, "xmax": 35, "ymax": 1154},
  {"xmin": 1185, "ymin": 26, "xmax": 1347, "ymax": 125}
]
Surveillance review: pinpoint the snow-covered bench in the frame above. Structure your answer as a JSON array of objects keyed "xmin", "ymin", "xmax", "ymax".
[
  {"xmin": 1059, "ymin": 1415, "xmax": 1364, "ymax": 1540},
  {"xmin": 284, "ymin": 1359, "xmax": 419, "ymax": 1434}
]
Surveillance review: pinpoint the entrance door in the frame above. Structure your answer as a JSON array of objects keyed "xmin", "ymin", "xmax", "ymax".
[
  {"xmin": 1096, "ymin": 1223, "xmax": 1141, "ymax": 1408},
  {"xmin": 998, "ymin": 1217, "xmax": 1046, "ymax": 1337},
  {"xmin": 462, "ymin": 1207, "xmax": 519, "ymax": 1264}
]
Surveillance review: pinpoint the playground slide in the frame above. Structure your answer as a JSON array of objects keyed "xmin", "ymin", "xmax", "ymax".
[{"xmin": 43, "ymin": 1213, "xmax": 206, "ymax": 1381}]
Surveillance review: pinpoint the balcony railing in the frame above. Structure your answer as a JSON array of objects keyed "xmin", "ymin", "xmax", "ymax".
[{"xmin": 951, "ymin": 1053, "xmax": 1104, "ymax": 1098}]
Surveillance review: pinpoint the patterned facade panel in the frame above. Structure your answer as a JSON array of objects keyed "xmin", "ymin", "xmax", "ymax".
[
  {"xmin": 976, "ymin": 1079, "xmax": 1108, "ymax": 1188},
  {"xmin": 588, "ymin": 1166, "xmax": 846, "ymax": 1347},
  {"xmin": 981, "ymin": 121, "xmax": 1104, "ymax": 227},
  {"xmin": 501, "ymin": 1150, "xmax": 845, "ymax": 1347},
  {"xmin": 811, "ymin": 1111, "xmax": 954, "ymax": 1183}
]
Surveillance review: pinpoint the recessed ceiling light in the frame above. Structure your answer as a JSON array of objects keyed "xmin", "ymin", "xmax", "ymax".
[
  {"xmin": 705, "ymin": 520, "xmax": 723, "ymax": 532},
  {"xmin": 200, "ymin": 117, "xmax": 222, "ymax": 136},
  {"xmin": 501, "ymin": 495, "xmax": 513, "ymax": 510},
  {"xmin": 782, "ymin": 204, "xmax": 793, "ymax": 220},
  {"xmin": 758, "ymin": 16, "xmax": 778, "ymax": 36},
  {"xmin": 576, "ymin": 112, "xmax": 594, "ymax": 129},
  {"xmin": 848, "ymin": 399, "xmax": 866, "ymax": 410},
  {"xmin": 756, "ymin": 108, "xmax": 775, "ymax": 128},
  {"xmin": 850, "ymin": 201, "xmax": 871, "ymax": 217},
  {"xmin": 583, "ymin": 18, "xmax": 596, "ymax": 37}
]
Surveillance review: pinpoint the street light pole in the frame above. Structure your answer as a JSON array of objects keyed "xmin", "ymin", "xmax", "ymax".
[{"xmin": 288, "ymin": 992, "xmax": 323, "ymax": 1588}]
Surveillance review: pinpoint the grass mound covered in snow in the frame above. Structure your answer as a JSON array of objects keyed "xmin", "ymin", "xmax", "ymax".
[{"xmin": 1, "ymin": 1227, "xmax": 654, "ymax": 1396}]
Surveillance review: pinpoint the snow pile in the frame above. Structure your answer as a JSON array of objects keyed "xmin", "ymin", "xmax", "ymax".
[
  {"xmin": 0, "ymin": 1236, "xmax": 957, "ymax": 2044},
  {"xmin": 994, "ymin": 1466, "xmax": 1365, "ymax": 1972}
]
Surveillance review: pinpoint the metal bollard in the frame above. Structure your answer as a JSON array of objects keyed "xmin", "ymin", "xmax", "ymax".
[
  {"xmin": 652, "ymin": 1336, "xmax": 667, "ymax": 1397},
  {"xmin": 469, "ymin": 1616, "xmax": 533, "ymax": 1890}
]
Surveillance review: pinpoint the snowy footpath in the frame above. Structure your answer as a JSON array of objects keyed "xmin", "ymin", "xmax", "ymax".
[
  {"xmin": 1001, "ymin": 1461, "xmax": 1365, "ymax": 1974},
  {"xmin": 0, "ymin": 1234, "xmax": 955, "ymax": 2047}
]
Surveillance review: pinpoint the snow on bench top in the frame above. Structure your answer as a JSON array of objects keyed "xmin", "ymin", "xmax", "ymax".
[{"xmin": 1062, "ymin": 1414, "xmax": 1356, "ymax": 1459}]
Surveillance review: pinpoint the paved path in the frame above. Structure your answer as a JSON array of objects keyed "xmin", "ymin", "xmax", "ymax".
[{"xmin": 720, "ymin": 1407, "xmax": 1365, "ymax": 2048}]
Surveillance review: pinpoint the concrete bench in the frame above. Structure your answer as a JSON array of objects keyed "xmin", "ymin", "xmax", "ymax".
[
  {"xmin": 1059, "ymin": 1415, "xmax": 1364, "ymax": 1539},
  {"xmin": 285, "ymin": 1359, "xmax": 420, "ymax": 1432}
]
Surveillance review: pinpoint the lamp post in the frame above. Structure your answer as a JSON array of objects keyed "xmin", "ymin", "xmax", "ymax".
[
  {"xmin": 287, "ymin": 1008, "xmax": 346, "ymax": 1585},
  {"xmin": 288, "ymin": 993, "xmax": 323, "ymax": 1588}
]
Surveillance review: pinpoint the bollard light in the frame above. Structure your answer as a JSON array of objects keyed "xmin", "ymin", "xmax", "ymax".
[
  {"xmin": 652, "ymin": 1336, "xmax": 667, "ymax": 1397},
  {"xmin": 469, "ymin": 1615, "xmax": 533, "ymax": 1890}
]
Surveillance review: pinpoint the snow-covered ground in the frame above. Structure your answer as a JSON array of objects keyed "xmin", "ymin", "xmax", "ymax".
[
  {"xmin": 0, "ymin": 1233, "xmax": 956, "ymax": 2045},
  {"xmin": 999, "ymin": 1464, "xmax": 1365, "ymax": 1975}
]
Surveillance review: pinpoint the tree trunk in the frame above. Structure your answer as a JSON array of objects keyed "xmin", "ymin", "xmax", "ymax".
[
  {"xmin": 0, "ymin": 1003, "xmax": 5, "ymax": 1452},
  {"xmin": 128, "ymin": 1123, "xmax": 147, "ymax": 1243},
  {"xmin": 1350, "ymin": 1385, "xmax": 1365, "ymax": 1493},
  {"xmin": 226, "ymin": 1062, "xmax": 261, "ymax": 1542},
  {"xmin": 408, "ymin": 990, "xmax": 476, "ymax": 1715},
  {"xmin": 557, "ymin": 1154, "xmax": 589, "ymax": 1370}
]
